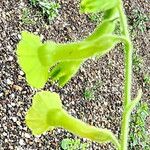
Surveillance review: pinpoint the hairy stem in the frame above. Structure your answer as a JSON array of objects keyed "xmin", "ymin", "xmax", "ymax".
[{"xmin": 118, "ymin": 1, "xmax": 133, "ymax": 150}]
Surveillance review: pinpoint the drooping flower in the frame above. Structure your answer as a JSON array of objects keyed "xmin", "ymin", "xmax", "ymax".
[
  {"xmin": 80, "ymin": 0, "xmax": 118, "ymax": 13},
  {"xmin": 25, "ymin": 91, "xmax": 62, "ymax": 135},
  {"xmin": 17, "ymin": 31, "xmax": 49, "ymax": 88},
  {"xmin": 25, "ymin": 91, "xmax": 120, "ymax": 148}
]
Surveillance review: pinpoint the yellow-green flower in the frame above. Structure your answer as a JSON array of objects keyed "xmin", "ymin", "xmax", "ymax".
[
  {"xmin": 80, "ymin": 0, "xmax": 118, "ymax": 13},
  {"xmin": 25, "ymin": 91, "xmax": 62, "ymax": 135},
  {"xmin": 25, "ymin": 91, "xmax": 120, "ymax": 148},
  {"xmin": 17, "ymin": 31, "xmax": 49, "ymax": 88}
]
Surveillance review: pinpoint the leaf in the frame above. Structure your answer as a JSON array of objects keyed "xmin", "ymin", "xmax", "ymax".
[
  {"xmin": 25, "ymin": 91, "xmax": 62, "ymax": 135},
  {"xmin": 80, "ymin": 0, "xmax": 118, "ymax": 13},
  {"xmin": 17, "ymin": 31, "xmax": 49, "ymax": 88}
]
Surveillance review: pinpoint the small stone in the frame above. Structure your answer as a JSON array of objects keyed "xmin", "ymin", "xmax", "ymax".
[
  {"xmin": 5, "ymin": 90, "xmax": 9, "ymax": 95},
  {"xmin": 12, "ymin": 117, "xmax": 17, "ymax": 122},
  {"xmin": 8, "ymin": 56, "xmax": 13, "ymax": 61},
  {"xmin": 11, "ymin": 102, "xmax": 16, "ymax": 107},
  {"xmin": 40, "ymin": 34, "xmax": 44, "ymax": 40},
  {"xmin": 3, "ymin": 126, "xmax": 7, "ymax": 130},
  {"xmin": 19, "ymin": 71, "xmax": 24, "ymax": 76},
  {"xmin": 16, "ymin": 121, "xmax": 21, "ymax": 126},
  {"xmin": 0, "ymin": 93, "xmax": 3, "ymax": 97},
  {"xmin": 13, "ymin": 85, "xmax": 23, "ymax": 91},
  {"xmin": 19, "ymin": 139, "xmax": 25, "ymax": 145},
  {"xmin": 104, "ymin": 101, "xmax": 108, "ymax": 106},
  {"xmin": 24, "ymin": 133, "xmax": 30, "ymax": 138},
  {"xmin": 9, "ymin": 146, "xmax": 13, "ymax": 149},
  {"xmin": 7, "ymin": 45, "xmax": 12, "ymax": 51},
  {"xmin": 7, "ymin": 104, "xmax": 12, "ymax": 108},
  {"xmin": 18, "ymin": 34, "xmax": 21, "ymax": 40},
  {"xmin": 35, "ymin": 137, "xmax": 40, "ymax": 142},
  {"xmin": 10, "ymin": 93, "xmax": 15, "ymax": 98},
  {"xmin": 18, "ymin": 75, "xmax": 24, "ymax": 80},
  {"xmin": 6, "ymin": 79, "xmax": 12, "ymax": 85},
  {"xmin": 3, "ymin": 132, "xmax": 7, "ymax": 136}
]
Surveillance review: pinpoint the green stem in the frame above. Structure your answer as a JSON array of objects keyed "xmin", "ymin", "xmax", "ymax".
[
  {"xmin": 127, "ymin": 89, "xmax": 142, "ymax": 113},
  {"xmin": 56, "ymin": 110, "xmax": 121, "ymax": 149},
  {"xmin": 118, "ymin": 1, "xmax": 133, "ymax": 150},
  {"xmin": 118, "ymin": 1, "xmax": 132, "ymax": 107},
  {"xmin": 119, "ymin": 89, "xmax": 142, "ymax": 150}
]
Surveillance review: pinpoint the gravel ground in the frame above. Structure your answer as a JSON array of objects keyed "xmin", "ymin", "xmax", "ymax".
[{"xmin": 0, "ymin": 0, "xmax": 149, "ymax": 150}]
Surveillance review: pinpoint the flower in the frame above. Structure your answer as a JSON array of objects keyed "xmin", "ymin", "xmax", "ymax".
[
  {"xmin": 17, "ymin": 31, "xmax": 49, "ymax": 88},
  {"xmin": 80, "ymin": 0, "xmax": 118, "ymax": 13},
  {"xmin": 25, "ymin": 91, "xmax": 62, "ymax": 135}
]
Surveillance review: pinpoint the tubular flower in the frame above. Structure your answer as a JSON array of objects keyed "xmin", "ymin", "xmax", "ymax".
[{"xmin": 17, "ymin": 31, "xmax": 49, "ymax": 88}]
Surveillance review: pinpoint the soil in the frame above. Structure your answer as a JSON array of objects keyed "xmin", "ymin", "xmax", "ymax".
[{"xmin": 0, "ymin": 0, "xmax": 149, "ymax": 150}]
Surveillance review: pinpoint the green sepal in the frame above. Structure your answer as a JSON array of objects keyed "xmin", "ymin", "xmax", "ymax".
[
  {"xmin": 25, "ymin": 91, "xmax": 62, "ymax": 135},
  {"xmin": 16, "ymin": 31, "xmax": 49, "ymax": 88},
  {"xmin": 103, "ymin": 7, "xmax": 119, "ymax": 20},
  {"xmin": 49, "ymin": 60, "xmax": 82, "ymax": 86},
  {"xmin": 80, "ymin": 0, "xmax": 118, "ymax": 13}
]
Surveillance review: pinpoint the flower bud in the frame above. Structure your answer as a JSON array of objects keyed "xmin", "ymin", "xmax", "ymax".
[{"xmin": 80, "ymin": 0, "xmax": 118, "ymax": 13}]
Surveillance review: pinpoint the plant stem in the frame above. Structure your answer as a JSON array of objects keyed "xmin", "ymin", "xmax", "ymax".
[
  {"xmin": 118, "ymin": 0, "xmax": 133, "ymax": 150},
  {"xmin": 118, "ymin": 1, "xmax": 132, "ymax": 107}
]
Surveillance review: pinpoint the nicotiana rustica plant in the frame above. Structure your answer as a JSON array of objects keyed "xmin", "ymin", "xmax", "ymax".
[{"xmin": 16, "ymin": 0, "xmax": 143, "ymax": 150}]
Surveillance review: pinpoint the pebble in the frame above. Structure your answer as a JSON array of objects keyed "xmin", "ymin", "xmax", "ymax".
[
  {"xmin": 19, "ymin": 139, "xmax": 25, "ymax": 145},
  {"xmin": 6, "ymin": 79, "xmax": 12, "ymax": 85},
  {"xmin": 3, "ymin": 126, "xmax": 7, "ymax": 130},
  {"xmin": 8, "ymin": 56, "xmax": 13, "ymax": 61},
  {"xmin": 19, "ymin": 71, "xmax": 24, "ymax": 75},
  {"xmin": 6, "ymin": 45, "xmax": 12, "ymax": 51},
  {"xmin": 7, "ymin": 104, "xmax": 12, "ymax": 108},
  {"xmin": 0, "ymin": 92, "xmax": 3, "ymax": 97},
  {"xmin": 18, "ymin": 34, "xmax": 21, "ymax": 40},
  {"xmin": 3, "ymin": 132, "xmax": 7, "ymax": 136},
  {"xmin": 11, "ymin": 102, "xmax": 16, "ymax": 107},
  {"xmin": 13, "ymin": 85, "xmax": 23, "ymax": 91},
  {"xmin": 10, "ymin": 93, "xmax": 15, "ymax": 98},
  {"xmin": 12, "ymin": 117, "xmax": 17, "ymax": 122},
  {"xmin": 16, "ymin": 121, "xmax": 21, "ymax": 126},
  {"xmin": 24, "ymin": 133, "xmax": 30, "ymax": 138}
]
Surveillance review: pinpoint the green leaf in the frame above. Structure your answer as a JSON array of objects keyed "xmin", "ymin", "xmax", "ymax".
[
  {"xmin": 17, "ymin": 31, "xmax": 49, "ymax": 88},
  {"xmin": 25, "ymin": 91, "xmax": 62, "ymax": 135},
  {"xmin": 80, "ymin": 0, "xmax": 118, "ymax": 13}
]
